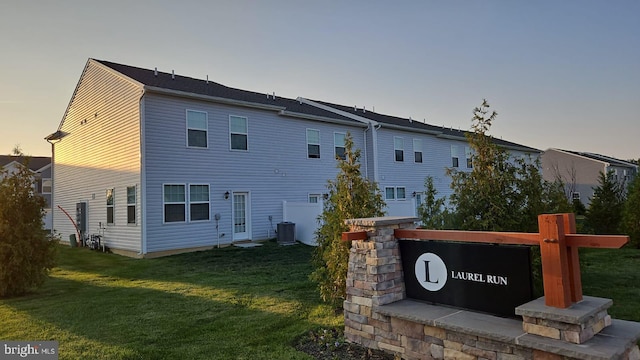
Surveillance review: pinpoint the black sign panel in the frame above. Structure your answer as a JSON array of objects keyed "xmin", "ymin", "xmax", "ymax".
[{"xmin": 399, "ymin": 240, "xmax": 533, "ymax": 317}]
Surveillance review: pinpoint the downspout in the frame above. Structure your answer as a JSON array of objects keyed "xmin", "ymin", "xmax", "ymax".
[
  {"xmin": 363, "ymin": 123, "xmax": 369, "ymax": 178},
  {"xmin": 372, "ymin": 124, "xmax": 381, "ymax": 182},
  {"xmin": 139, "ymin": 89, "xmax": 147, "ymax": 256}
]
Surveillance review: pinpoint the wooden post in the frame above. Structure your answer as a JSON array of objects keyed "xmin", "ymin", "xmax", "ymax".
[
  {"xmin": 563, "ymin": 213, "xmax": 583, "ymax": 303},
  {"xmin": 538, "ymin": 214, "xmax": 572, "ymax": 308}
]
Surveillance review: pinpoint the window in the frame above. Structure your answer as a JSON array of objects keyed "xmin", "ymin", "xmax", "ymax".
[
  {"xmin": 189, "ymin": 185, "xmax": 210, "ymax": 221},
  {"xmin": 106, "ymin": 188, "xmax": 114, "ymax": 225},
  {"xmin": 334, "ymin": 132, "xmax": 346, "ymax": 160},
  {"xmin": 465, "ymin": 146, "xmax": 473, "ymax": 168},
  {"xmin": 127, "ymin": 186, "xmax": 136, "ymax": 224},
  {"xmin": 163, "ymin": 184, "xmax": 186, "ymax": 223},
  {"xmin": 451, "ymin": 145, "xmax": 459, "ymax": 168},
  {"xmin": 385, "ymin": 186, "xmax": 406, "ymax": 200},
  {"xmin": 413, "ymin": 139, "xmax": 422, "ymax": 163},
  {"xmin": 42, "ymin": 179, "xmax": 52, "ymax": 193},
  {"xmin": 385, "ymin": 187, "xmax": 395, "ymax": 200},
  {"xmin": 309, "ymin": 194, "xmax": 321, "ymax": 203},
  {"xmin": 307, "ymin": 129, "xmax": 320, "ymax": 158},
  {"xmin": 394, "ymin": 137, "xmax": 404, "ymax": 162},
  {"xmin": 187, "ymin": 110, "xmax": 208, "ymax": 148},
  {"xmin": 572, "ymin": 192, "xmax": 581, "ymax": 201},
  {"xmin": 230, "ymin": 115, "xmax": 248, "ymax": 150}
]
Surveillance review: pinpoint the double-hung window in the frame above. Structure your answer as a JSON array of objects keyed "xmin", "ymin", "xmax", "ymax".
[
  {"xmin": 187, "ymin": 110, "xmax": 208, "ymax": 148},
  {"xmin": 451, "ymin": 145, "xmax": 459, "ymax": 168},
  {"xmin": 465, "ymin": 146, "xmax": 473, "ymax": 168},
  {"xmin": 106, "ymin": 188, "xmax": 114, "ymax": 224},
  {"xmin": 394, "ymin": 137, "xmax": 404, "ymax": 162},
  {"xmin": 164, "ymin": 184, "xmax": 186, "ymax": 223},
  {"xmin": 230, "ymin": 115, "xmax": 248, "ymax": 151},
  {"xmin": 127, "ymin": 186, "xmax": 136, "ymax": 224},
  {"xmin": 334, "ymin": 132, "xmax": 346, "ymax": 160},
  {"xmin": 385, "ymin": 186, "xmax": 406, "ymax": 201},
  {"xmin": 189, "ymin": 185, "xmax": 210, "ymax": 221},
  {"xmin": 309, "ymin": 194, "xmax": 322, "ymax": 203},
  {"xmin": 42, "ymin": 179, "xmax": 52, "ymax": 194},
  {"xmin": 307, "ymin": 129, "xmax": 320, "ymax": 158},
  {"xmin": 413, "ymin": 139, "xmax": 423, "ymax": 163}
]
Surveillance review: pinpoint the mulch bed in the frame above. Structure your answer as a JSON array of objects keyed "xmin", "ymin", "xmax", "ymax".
[{"xmin": 295, "ymin": 327, "xmax": 396, "ymax": 360}]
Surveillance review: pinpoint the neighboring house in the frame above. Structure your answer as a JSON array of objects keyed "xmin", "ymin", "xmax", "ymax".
[
  {"xmin": 541, "ymin": 148, "xmax": 638, "ymax": 206},
  {"xmin": 0, "ymin": 155, "xmax": 52, "ymax": 230},
  {"xmin": 47, "ymin": 59, "xmax": 540, "ymax": 257}
]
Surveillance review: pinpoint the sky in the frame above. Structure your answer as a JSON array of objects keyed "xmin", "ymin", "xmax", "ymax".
[{"xmin": 1, "ymin": 1, "xmax": 638, "ymax": 160}]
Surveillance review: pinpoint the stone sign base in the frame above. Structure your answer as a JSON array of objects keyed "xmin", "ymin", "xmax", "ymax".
[{"xmin": 343, "ymin": 216, "xmax": 640, "ymax": 360}]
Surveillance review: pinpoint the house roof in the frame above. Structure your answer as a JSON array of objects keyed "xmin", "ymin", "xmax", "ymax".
[
  {"xmin": 0, "ymin": 155, "xmax": 51, "ymax": 172},
  {"xmin": 311, "ymin": 100, "xmax": 541, "ymax": 153},
  {"xmin": 93, "ymin": 59, "xmax": 361, "ymax": 126},
  {"xmin": 93, "ymin": 59, "xmax": 538, "ymax": 153},
  {"xmin": 553, "ymin": 149, "xmax": 638, "ymax": 168}
]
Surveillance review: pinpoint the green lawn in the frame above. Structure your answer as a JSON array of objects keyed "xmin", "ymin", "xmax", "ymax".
[
  {"xmin": 1, "ymin": 242, "xmax": 638, "ymax": 360},
  {"xmin": 0, "ymin": 242, "xmax": 341, "ymax": 359}
]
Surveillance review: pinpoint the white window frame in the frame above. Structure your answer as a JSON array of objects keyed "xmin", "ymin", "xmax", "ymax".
[
  {"xmin": 127, "ymin": 186, "xmax": 136, "ymax": 225},
  {"xmin": 385, "ymin": 187, "xmax": 395, "ymax": 200},
  {"xmin": 306, "ymin": 129, "xmax": 321, "ymax": 159},
  {"xmin": 229, "ymin": 115, "xmax": 248, "ymax": 151},
  {"xmin": 572, "ymin": 192, "xmax": 581, "ymax": 201},
  {"xmin": 308, "ymin": 194, "xmax": 322, "ymax": 204},
  {"xmin": 186, "ymin": 110, "xmax": 208, "ymax": 148},
  {"xmin": 451, "ymin": 145, "xmax": 459, "ymax": 168},
  {"xmin": 42, "ymin": 178, "xmax": 52, "ymax": 194},
  {"xmin": 413, "ymin": 139, "xmax": 423, "ymax": 163},
  {"xmin": 465, "ymin": 146, "xmax": 473, "ymax": 168},
  {"xmin": 334, "ymin": 132, "xmax": 346, "ymax": 160},
  {"xmin": 396, "ymin": 187, "xmax": 406, "ymax": 200},
  {"xmin": 394, "ymin": 137, "xmax": 404, "ymax": 162},
  {"xmin": 163, "ymin": 184, "xmax": 186, "ymax": 223},
  {"xmin": 189, "ymin": 184, "xmax": 210, "ymax": 222},
  {"xmin": 106, "ymin": 188, "xmax": 115, "ymax": 225}
]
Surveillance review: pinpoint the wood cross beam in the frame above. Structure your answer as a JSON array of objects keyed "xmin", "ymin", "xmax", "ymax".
[{"xmin": 344, "ymin": 213, "xmax": 628, "ymax": 309}]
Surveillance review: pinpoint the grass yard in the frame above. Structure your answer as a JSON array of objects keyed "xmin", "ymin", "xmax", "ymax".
[
  {"xmin": 0, "ymin": 241, "xmax": 341, "ymax": 359},
  {"xmin": 1, "ymin": 241, "xmax": 638, "ymax": 360}
]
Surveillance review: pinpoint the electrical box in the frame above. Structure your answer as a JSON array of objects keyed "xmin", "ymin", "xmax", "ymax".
[{"xmin": 76, "ymin": 202, "xmax": 87, "ymax": 233}]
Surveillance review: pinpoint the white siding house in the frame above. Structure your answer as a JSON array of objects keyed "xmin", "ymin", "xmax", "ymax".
[{"xmin": 48, "ymin": 59, "xmax": 540, "ymax": 257}]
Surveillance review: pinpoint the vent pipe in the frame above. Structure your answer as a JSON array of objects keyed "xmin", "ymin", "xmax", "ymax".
[
  {"xmin": 409, "ymin": 116, "xmax": 413, "ymax": 123},
  {"xmin": 154, "ymin": 67, "xmax": 158, "ymax": 76},
  {"xmin": 363, "ymin": 106, "xmax": 366, "ymax": 113},
  {"xmin": 272, "ymin": 91, "xmax": 276, "ymax": 100},
  {"xmin": 171, "ymin": 70, "xmax": 175, "ymax": 80},
  {"xmin": 206, "ymin": 75, "xmax": 209, "ymax": 84}
]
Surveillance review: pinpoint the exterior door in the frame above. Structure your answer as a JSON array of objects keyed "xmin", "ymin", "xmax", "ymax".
[{"xmin": 232, "ymin": 192, "xmax": 250, "ymax": 241}]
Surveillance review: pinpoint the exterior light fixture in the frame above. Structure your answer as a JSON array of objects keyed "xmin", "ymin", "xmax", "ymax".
[{"xmin": 224, "ymin": 191, "xmax": 230, "ymax": 200}]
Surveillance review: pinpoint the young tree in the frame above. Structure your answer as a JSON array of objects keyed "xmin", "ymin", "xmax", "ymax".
[
  {"xmin": 447, "ymin": 100, "xmax": 570, "ymax": 232},
  {"xmin": 418, "ymin": 176, "xmax": 448, "ymax": 229},
  {"xmin": 622, "ymin": 174, "xmax": 640, "ymax": 248},
  {"xmin": 586, "ymin": 171, "xmax": 625, "ymax": 234},
  {"xmin": 0, "ymin": 155, "xmax": 57, "ymax": 297},
  {"xmin": 310, "ymin": 133, "xmax": 385, "ymax": 307}
]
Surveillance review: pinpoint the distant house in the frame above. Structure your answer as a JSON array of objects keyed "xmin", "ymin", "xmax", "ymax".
[
  {"xmin": 47, "ymin": 59, "xmax": 539, "ymax": 257},
  {"xmin": 0, "ymin": 155, "xmax": 52, "ymax": 230},
  {"xmin": 541, "ymin": 148, "xmax": 638, "ymax": 206}
]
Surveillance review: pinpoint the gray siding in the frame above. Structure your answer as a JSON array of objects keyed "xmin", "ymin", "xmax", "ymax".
[
  {"xmin": 143, "ymin": 93, "xmax": 366, "ymax": 253},
  {"xmin": 541, "ymin": 149, "xmax": 605, "ymax": 206},
  {"xmin": 53, "ymin": 60, "xmax": 142, "ymax": 252}
]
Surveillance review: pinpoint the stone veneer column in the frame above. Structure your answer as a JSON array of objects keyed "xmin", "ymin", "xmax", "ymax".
[{"xmin": 342, "ymin": 216, "xmax": 417, "ymax": 352}]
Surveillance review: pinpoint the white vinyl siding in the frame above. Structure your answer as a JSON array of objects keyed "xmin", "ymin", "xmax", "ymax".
[
  {"xmin": 307, "ymin": 129, "xmax": 320, "ymax": 159},
  {"xmin": 187, "ymin": 110, "xmax": 208, "ymax": 148},
  {"xmin": 230, "ymin": 115, "xmax": 248, "ymax": 151}
]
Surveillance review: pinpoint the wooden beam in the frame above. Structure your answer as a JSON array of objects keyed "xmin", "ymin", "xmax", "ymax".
[
  {"xmin": 564, "ymin": 213, "xmax": 583, "ymax": 303},
  {"xmin": 342, "ymin": 231, "xmax": 368, "ymax": 241},
  {"xmin": 394, "ymin": 229, "xmax": 539, "ymax": 245},
  {"xmin": 539, "ymin": 214, "xmax": 572, "ymax": 308},
  {"xmin": 565, "ymin": 234, "xmax": 628, "ymax": 248}
]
